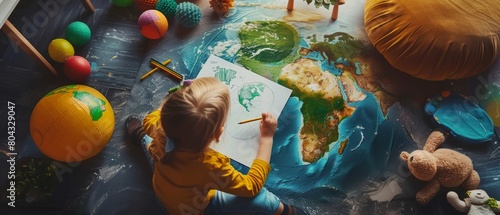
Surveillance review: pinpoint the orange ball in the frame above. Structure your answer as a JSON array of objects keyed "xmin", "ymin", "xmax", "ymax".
[{"xmin": 138, "ymin": 10, "xmax": 169, "ymax": 39}]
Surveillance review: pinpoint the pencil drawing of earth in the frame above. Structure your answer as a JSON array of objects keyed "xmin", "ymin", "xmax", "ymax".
[{"xmin": 227, "ymin": 82, "xmax": 274, "ymax": 140}]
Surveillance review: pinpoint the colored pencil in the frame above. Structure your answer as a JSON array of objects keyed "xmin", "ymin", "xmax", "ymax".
[
  {"xmin": 238, "ymin": 117, "xmax": 263, "ymax": 124},
  {"xmin": 140, "ymin": 59, "xmax": 171, "ymax": 81},
  {"xmin": 150, "ymin": 58, "xmax": 183, "ymax": 80}
]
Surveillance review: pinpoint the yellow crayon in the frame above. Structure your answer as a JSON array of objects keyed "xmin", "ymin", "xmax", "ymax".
[
  {"xmin": 238, "ymin": 117, "xmax": 263, "ymax": 124},
  {"xmin": 140, "ymin": 59, "xmax": 171, "ymax": 81},
  {"xmin": 150, "ymin": 58, "xmax": 183, "ymax": 80}
]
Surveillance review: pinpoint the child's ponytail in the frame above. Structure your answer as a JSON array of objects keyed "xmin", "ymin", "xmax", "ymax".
[{"xmin": 148, "ymin": 126, "xmax": 173, "ymax": 164}]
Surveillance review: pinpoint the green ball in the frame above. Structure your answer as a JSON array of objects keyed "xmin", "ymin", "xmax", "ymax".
[
  {"xmin": 156, "ymin": 0, "xmax": 178, "ymax": 18},
  {"xmin": 176, "ymin": 2, "xmax": 202, "ymax": 28},
  {"xmin": 65, "ymin": 21, "xmax": 91, "ymax": 46},
  {"xmin": 112, "ymin": 0, "xmax": 134, "ymax": 7}
]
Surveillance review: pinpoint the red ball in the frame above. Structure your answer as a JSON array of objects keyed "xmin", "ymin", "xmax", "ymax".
[{"xmin": 64, "ymin": 56, "xmax": 91, "ymax": 82}]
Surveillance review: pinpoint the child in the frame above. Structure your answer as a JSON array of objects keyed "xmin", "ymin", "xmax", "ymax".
[{"xmin": 126, "ymin": 77, "xmax": 308, "ymax": 215}]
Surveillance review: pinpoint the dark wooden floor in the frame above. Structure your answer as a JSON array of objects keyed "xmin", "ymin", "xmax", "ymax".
[{"xmin": 0, "ymin": 1, "xmax": 166, "ymax": 214}]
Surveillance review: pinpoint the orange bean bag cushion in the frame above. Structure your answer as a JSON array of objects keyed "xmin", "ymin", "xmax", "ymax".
[{"xmin": 364, "ymin": 0, "xmax": 500, "ymax": 80}]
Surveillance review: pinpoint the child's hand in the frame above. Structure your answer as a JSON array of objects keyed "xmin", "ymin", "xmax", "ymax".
[
  {"xmin": 260, "ymin": 112, "xmax": 277, "ymax": 138},
  {"xmin": 256, "ymin": 112, "xmax": 277, "ymax": 162}
]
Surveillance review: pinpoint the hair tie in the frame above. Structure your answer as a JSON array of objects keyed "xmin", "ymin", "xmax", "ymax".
[
  {"xmin": 166, "ymin": 137, "xmax": 175, "ymax": 153},
  {"xmin": 168, "ymin": 79, "xmax": 193, "ymax": 93},
  {"xmin": 182, "ymin": 79, "xmax": 193, "ymax": 87}
]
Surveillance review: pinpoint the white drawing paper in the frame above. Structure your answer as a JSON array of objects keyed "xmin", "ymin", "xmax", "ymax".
[{"xmin": 197, "ymin": 55, "xmax": 292, "ymax": 167}]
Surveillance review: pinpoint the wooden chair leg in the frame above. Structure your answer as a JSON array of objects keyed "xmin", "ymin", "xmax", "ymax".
[
  {"xmin": 331, "ymin": 3, "xmax": 339, "ymax": 20},
  {"xmin": 287, "ymin": 0, "xmax": 294, "ymax": 11},
  {"xmin": 80, "ymin": 0, "xmax": 95, "ymax": 13},
  {"xmin": 1, "ymin": 20, "xmax": 58, "ymax": 77}
]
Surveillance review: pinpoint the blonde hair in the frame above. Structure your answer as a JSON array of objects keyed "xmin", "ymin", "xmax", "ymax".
[{"xmin": 149, "ymin": 77, "xmax": 230, "ymax": 163}]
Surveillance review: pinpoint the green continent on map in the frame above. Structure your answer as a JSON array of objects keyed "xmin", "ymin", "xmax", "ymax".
[
  {"xmin": 73, "ymin": 91, "xmax": 107, "ymax": 121},
  {"xmin": 238, "ymin": 21, "xmax": 300, "ymax": 80},
  {"xmin": 214, "ymin": 66, "xmax": 237, "ymax": 85},
  {"xmin": 238, "ymin": 83, "xmax": 265, "ymax": 112},
  {"xmin": 278, "ymin": 58, "xmax": 357, "ymax": 163},
  {"xmin": 306, "ymin": 32, "xmax": 365, "ymax": 70},
  {"xmin": 44, "ymin": 85, "xmax": 107, "ymax": 121},
  {"xmin": 44, "ymin": 85, "xmax": 78, "ymax": 97}
]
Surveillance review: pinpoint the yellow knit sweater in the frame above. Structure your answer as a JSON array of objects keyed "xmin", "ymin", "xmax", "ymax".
[{"xmin": 152, "ymin": 149, "xmax": 271, "ymax": 215}]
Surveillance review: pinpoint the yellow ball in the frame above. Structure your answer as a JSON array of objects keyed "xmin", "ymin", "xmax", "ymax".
[
  {"xmin": 48, "ymin": 38, "xmax": 74, "ymax": 63},
  {"xmin": 30, "ymin": 85, "xmax": 115, "ymax": 162}
]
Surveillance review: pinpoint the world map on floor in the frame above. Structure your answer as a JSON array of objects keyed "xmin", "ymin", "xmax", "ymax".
[
  {"xmin": 180, "ymin": 0, "xmax": 404, "ymax": 198},
  {"xmin": 155, "ymin": 0, "xmax": 500, "ymax": 213}
]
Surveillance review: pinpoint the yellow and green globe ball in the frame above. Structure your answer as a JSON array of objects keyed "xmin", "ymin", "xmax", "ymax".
[{"xmin": 30, "ymin": 85, "xmax": 115, "ymax": 162}]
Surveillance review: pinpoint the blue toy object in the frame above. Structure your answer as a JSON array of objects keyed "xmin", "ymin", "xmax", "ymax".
[
  {"xmin": 176, "ymin": 2, "xmax": 202, "ymax": 28},
  {"xmin": 156, "ymin": 0, "xmax": 178, "ymax": 18},
  {"xmin": 424, "ymin": 91, "xmax": 494, "ymax": 143}
]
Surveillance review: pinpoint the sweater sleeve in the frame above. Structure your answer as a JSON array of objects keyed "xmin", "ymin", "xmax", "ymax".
[{"xmin": 210, "ymin": 158, "xmax": 271, "ymax": 197}]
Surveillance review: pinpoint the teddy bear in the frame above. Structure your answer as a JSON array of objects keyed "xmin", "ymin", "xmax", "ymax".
[
  {"xmin": 447, "ymin": 189, "xmax": 500, "ymax": 215},
  {"xmin": 400, "ymin": 130, "xmax": 480, "ymax": 205}
]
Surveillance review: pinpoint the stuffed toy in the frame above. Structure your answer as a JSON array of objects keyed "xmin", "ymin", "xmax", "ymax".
[
  {"xmin": 447, "ymin": 189, "xmax": 500, "ymax": 215},
  {"xmin": 400, "ymin": 130, "xmax": 480, "ymax": 205}
]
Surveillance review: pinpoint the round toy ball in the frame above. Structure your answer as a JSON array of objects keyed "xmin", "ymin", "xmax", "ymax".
[
  {"xmin": 176, "ymin": 2, "xmax": 202, "ymax": 28},
  {"xmin": 155, "ymin": 0, "xmax": 178, "ymax": 18},
  {"xmin": 138, "ymin": 10, "xmax": 169, "ymax": 39},
  {"xmin": 48, "ymin": 38, "xmax": 74, "ymax": 63},
  {"xmin": 112, "ymin": 0, "xmax": 134, "ymax": 7},
  {"xmin": 135, "ymin": 0, "xmax": 158, "ymax": 12},
  {"xmin": 485, "ymin": 94, "xmax": 500, "ymax": 127},
  {"xmin": 64, "ymin": 56, "xmax": 91, "ymax": 82},
  {"xmin": 30, "ymin": 85, "xmax": 115, "ymax": 162},
  {"xmin": 65, "ymin": 21, "xmax": 91, "ymax": 46}
]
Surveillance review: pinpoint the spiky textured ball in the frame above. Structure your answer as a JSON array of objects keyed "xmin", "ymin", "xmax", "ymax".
[
  {"xmin": 175, "ymin": 2, "xmax": 202, "ymax": 28},
  {"xmin": 156, "ymin": 0, "xmax": 178, "ymax": 18},
  {"xmin": 135, "ymin": 0, "xmax": 158, "ymax": 12}
]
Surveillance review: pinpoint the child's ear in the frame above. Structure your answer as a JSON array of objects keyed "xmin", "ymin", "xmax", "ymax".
[{"xmin": 214, "ymin": 127, "xmax": 224, "ymax": 143}]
